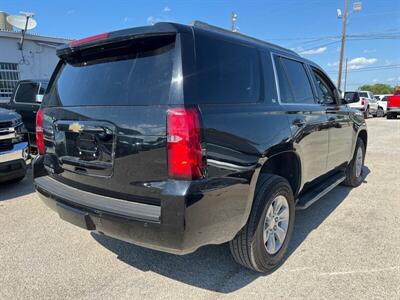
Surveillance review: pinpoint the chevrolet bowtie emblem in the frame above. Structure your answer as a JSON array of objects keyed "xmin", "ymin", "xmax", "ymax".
[{"xmin": 69, "ymin": 122, "xmax": 83, "ymax": 133}]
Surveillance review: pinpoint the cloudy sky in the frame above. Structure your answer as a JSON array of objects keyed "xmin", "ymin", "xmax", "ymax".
[{"xmin": 1, "ymin": 0, "xmax": 399, "ymax": 89}]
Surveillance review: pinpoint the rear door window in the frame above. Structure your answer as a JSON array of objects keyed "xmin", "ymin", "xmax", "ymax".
[
  {"xmin": 274, "ymin": 57, "xmax": 295, "ymax": 103},
  {"xmin": 47, "ymin": 35, "xmax": 176, "ymax": 107},
  {"xmin": 14, "ymin": 82, "xmax": 39, "ymax": 103},
  {"xmin": 275, "ymin": 56, "xmax": 315, "ymax": 104},
  {"xmin": 190, "ymin": 32, "xmax": 262, "ymax": 104}
]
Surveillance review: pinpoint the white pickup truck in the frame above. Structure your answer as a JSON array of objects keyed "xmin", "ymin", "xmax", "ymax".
[{"xmin": 344, "ymin": 91, "xmax": 383, "ymax": 118}]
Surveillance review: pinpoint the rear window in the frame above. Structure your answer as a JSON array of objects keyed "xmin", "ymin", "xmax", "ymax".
[
  {"xmin": 47, "ymin": 35, "xmax": 176, "ymax": 106},
  {"xmin": 14, "ymin": 82, "xmax": 39, "ymax": 103},
  {"xmin": 359, "ymin": 92, "xmax": 368, "ymax": 98},
  {"xmin": 190, "ymin": 32, "xmax": 262, "ymax": 104},
  {"xmin": 344, "ymin": 92, "xmax": 359, "ymax": 103}
]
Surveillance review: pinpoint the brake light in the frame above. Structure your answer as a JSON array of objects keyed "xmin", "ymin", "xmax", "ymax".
[
  {"xmin": 361, "ymin": 98, "xmax": 366, "ymax": 105},
  {"xmin": 36, "ymin": 108, "xmax": 45, "ymax": 155},
  {"xmin": 69, "ymin": 32, "xmax": 109, "ymax": 47},
  {"xmin": 167, "ymin": 108, "xmax": 204, "ymax": 180}
]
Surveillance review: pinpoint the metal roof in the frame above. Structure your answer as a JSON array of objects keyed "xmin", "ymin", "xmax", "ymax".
[{"xmin": 0, "ymin": 29, "xmax": 71, "ymax": 44}]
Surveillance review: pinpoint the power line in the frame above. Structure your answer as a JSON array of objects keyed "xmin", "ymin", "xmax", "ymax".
[
  {"xmin": 282, "ymin": 31, "xmax": 400, "ymax": 48},
  {"xmin": 291, "ymin": 36, "xmax": 400, "ymax": 53},
  {"xmin": 269, "ymin": 30, "xmax": 400, "ymax": 41},
  {"xmin": 326, "ymin": 64, "xmax": 400, "ymax": 74}
]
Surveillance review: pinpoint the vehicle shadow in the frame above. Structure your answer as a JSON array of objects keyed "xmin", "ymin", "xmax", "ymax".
[
  {"xmin": 0, "ymin": 167, "xmax": 35, "ymax": 202},
  {"xmin": 92, "ymin": 166, "xmax": 370, "ymax": 293}
]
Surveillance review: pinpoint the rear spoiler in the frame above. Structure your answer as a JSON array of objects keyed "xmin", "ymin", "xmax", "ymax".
[{"xmin": 56, "ymin": 22, "xmax": 190, "ymax": 58}]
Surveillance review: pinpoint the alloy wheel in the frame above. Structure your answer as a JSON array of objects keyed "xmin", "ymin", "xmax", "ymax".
[{"xmin": 263, "ymin": 195, "xmax": 290, "ymax": 255}]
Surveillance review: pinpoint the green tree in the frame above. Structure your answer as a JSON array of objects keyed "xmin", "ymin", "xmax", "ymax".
[{"xmin": 358, "ymin": 83, "xmax": 393, "ymax": 94}]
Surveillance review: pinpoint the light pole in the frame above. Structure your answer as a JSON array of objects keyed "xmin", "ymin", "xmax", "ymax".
[
  {"xmin": 337, "ymin": 1, "xmax": 362, "ymax": 90},
  {"xmin": 344, "ymin": 58, "xmax": 348, "ymax": 92},
  {"xmin": 231, "ymin": 12, "xmax": 238, "ymax": 32}
]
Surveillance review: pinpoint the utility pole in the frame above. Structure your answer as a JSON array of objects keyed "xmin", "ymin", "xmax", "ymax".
[
  {"xmin": 231, "ymin": 12, "xmax": 238, "ymax": 32},
  {"xmin": 337, "ymin": 0, "xmax": 348, "ymax": 91},
  {"xmin": 336, "ymin": 1, "xmax": 362, "ymax": 90},
  {"xmin": 344, "ymin": 58, "xmax": 348, "ymax": 92}
]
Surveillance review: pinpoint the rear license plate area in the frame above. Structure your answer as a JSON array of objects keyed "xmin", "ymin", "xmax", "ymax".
[{"xmin": 53, "ymin": 120, "xmax": 116, "ymax": 177}]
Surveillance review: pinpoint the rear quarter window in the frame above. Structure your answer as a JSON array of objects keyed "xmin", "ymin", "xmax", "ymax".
[
  {"xmin": 344, "ymin": 92, "xmax": 359, "ymax": 103},
  {"xmin": 189, "ymin": 31, "xmax": 262, "ymax": 104}
]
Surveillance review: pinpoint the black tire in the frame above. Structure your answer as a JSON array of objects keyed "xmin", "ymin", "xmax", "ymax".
[
  {"xmin": 229, "ymin": 174, "xmax": 295, "ymax": 273},
  {"xmin": 377, "ymin": 107, "xmax": 384, "ymax": 118},
  {"xmin": 387, "ymin": 113, "xmax": 393, "ymax": 119},
  {"xmin": 363, "ymin": 107, "xmax": 369, "ymax": 119},
  {"xmin": 343, "ymin": 138, "xmax": 365, "ymax": 187}
]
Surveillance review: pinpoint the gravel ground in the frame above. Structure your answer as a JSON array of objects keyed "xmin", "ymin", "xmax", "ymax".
[{"xmin": 0, "ymin": 118, "xmax": 399, "ymax": 299}]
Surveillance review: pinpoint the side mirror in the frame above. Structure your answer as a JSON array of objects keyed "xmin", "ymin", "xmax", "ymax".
[{"xmin": 35, "ymin": 94, "xmax": 43, "ymax": 103}]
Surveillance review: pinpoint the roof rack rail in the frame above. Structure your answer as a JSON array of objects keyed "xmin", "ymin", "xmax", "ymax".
[{"xmin": 190, "ymin": 20, "xmax": 298, "ymax": 56}]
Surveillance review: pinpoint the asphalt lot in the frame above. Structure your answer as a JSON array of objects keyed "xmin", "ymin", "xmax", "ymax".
[{"xmin": 1, "ymin": 118, "xmax": 399, "ymax": 299}]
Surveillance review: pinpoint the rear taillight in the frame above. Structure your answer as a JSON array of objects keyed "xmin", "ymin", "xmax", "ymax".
[
  {"xmin": 167, "ymin": 108, "xmax": 204, "ymax": 180},
  {"xmin": 36, "ymin": 108, "xmax": 45, "ymax": 155},
  {"xmin": 361, "ymin": 98, "xmax": 366, "ymax": 105}
]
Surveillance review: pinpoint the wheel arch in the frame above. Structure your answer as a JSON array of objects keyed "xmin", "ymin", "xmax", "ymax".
[
  {"xmin": 239, "ymin": 150, "xmax": 301, "ymax": 235},
  {"xmin": 258, "ymin": 151, "xmax": 302, "ymax": 197},
  {"xmin": 358, "ymin": 129, "xmax": 368, "ymax": 150}
]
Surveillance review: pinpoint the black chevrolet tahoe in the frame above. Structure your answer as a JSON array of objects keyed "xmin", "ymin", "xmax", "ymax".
[{"xmin": 33, "ymin": 21, "xmax": 367, "ymax": 272}]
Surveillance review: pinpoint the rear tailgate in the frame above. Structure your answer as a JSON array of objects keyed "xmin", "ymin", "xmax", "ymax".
[
  {"xmin": 388, "ymin": 95, "xmax": 400, "ymax": 108},
  {"xmin": 41, "ymin": 33, "xmax": 182, "ymax": 203}
]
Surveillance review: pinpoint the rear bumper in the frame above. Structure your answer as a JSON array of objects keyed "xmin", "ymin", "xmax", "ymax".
[
  {"xmin": 33, "ymin": 156, "xmax": 252, "ymax": 255},
  {"xmin": 348, "ymin": 105, "xmax": 366, "ymax": 112},
  {"xmin": 35, "ymin": 176, "xmax": 161, "ymax": 222},
  {"xmin": 0, "ymin": 141, "xmax": 28, "ymax": 182},
  {"xmin": 387, "ymin": 107, "xmax": 400, "ymax": 113}
]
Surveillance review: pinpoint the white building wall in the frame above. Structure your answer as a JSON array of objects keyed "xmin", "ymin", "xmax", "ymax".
[{"xmin": 0, "ymin": 35, "xmax": 60, "ymax": 80}]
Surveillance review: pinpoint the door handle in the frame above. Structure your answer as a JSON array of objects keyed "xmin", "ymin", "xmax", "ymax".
[{"xmin": 292, "ymin": 119, "xmax": 306, "ymax": 127}]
